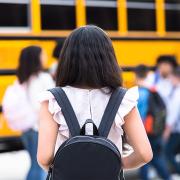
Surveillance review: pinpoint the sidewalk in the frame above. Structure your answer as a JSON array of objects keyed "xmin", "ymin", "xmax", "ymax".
[{"xmin": 0, "ymin": 151, "xmax": 30, "ymax": 180}]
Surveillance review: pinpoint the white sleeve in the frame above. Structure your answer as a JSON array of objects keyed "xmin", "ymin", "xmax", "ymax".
[
  {"xmin": 28, "ymin": 73, "xmax": 55, "ymax": 111},
  {"xmin": 39, "ymin": 90, "xmax": 69, "ymax": 137},
  {"xmin": 41, "ymin": 73, "xmax": 55, "ymax": 90},
  {"xmin": 114, "ymin": 86, "xmax": 139, "ymax": 135},
  {"xmin": 166, "ymin": 94, "xmax": 180, "ymax": 128},
  {"xmin": 117, "ymin": 86, "xmax": 139, "ymax": 119}
]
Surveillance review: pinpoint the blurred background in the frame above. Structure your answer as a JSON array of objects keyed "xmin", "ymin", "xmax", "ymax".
[{"xmin": 0, "ymin": 0, "xmax": 180, "ymax": 179}]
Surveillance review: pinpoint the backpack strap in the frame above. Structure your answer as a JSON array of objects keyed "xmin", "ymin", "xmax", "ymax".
[
  {"xmin": 48, "ymin": 87, "xmax": 81, "ymax": 137},
  {"xmin": 98, "ymin": 87, "xmax": 127, "ymax": 137}
]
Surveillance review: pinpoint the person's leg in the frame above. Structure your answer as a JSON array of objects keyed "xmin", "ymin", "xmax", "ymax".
[
  {"xmin": 28, "ymin": 130, "xmax": 46, "ymax": 180},
  {"xmin": 139, "ymin": 164, "xmax": 150, "ymax": 180},
  {"xmin": 149, "ymin": 136, "xmax": 171, "ymax": 180},
  {"xmin": 22, "ymin": 129, "xmax": 46, "ymax": 180},
  {"xmin": 165, "ymin": 133, "xmax": 180, "ymax": 174},
  {"xmin": 21, "ymin": 130, "xmax": 31, "ymax": 153},
  {"xmin": 21, "ymin": 130, "xmax": 33, "ymax": 180},
  {"xmin": 151, "ymin": 154, "xmax": 171, "ymax": 180}
]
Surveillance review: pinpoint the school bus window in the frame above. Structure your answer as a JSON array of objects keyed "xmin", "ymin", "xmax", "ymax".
[
  {"xmin": 165, "ymin": 1, "xmax": 180, "ymax": 31},
  {"xmin": 0, "ymin": 0, "xmax": 29, "ymax": 28},
  {"xmin": 165, "ymin": 0, "xmax": 179, "ymax": 3},
  {"xmin": 40, "ymin": 0, "xmax": 76, "ymax": 30},
  {"xmin": 127, "ymin": 0, "xmax": 156, "ymax": 31},
  {"xmin": 86, "ymin": 0, "xmax": 118, "ymax": 31},
  {"xmin": 127, "ymin": 0, "xmax": 154, "ymax": 2}
]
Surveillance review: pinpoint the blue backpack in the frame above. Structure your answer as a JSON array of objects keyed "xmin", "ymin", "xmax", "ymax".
[{"xmin": 47, "ymin": 87, "xmax": 127, "ymax": 180}]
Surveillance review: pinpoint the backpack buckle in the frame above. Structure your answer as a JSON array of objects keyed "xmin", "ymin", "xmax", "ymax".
[{"xmin": 80, "ymin": 119, "xmax": 99, "ymax": 136}]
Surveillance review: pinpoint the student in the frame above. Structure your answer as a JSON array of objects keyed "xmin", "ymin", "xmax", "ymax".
[
  {"xmin": 135, "ymin": 65, "xmax": 150, "ymax": 121},
  {"xmin": 17, "ymin": 46, "xmax": 55, "ymax": 180},
  {"xmin": 135, "ymin": 65, "xmax": 171, "ymax": 180},
  {"xmin": 37, "ymin": 26, "xmax": 152, "ymax": 174},
  {"xmin": 164, "ymin": 67, "xmax": 180, "ymax": 175},
  {"xmin": 3, "ymin": 46, "xmax": 54, "ymax": 180},
  {"xmin": 147, "ymin": 55, "xmax": 178, "ymax": 105}
]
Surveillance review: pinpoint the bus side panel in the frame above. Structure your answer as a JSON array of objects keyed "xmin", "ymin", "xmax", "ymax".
[{"xmin": 0, "ymin": 39, "xmax": 180, "ymax": 138}]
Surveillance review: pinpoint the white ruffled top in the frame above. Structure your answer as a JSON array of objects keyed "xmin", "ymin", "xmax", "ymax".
[{"xmin": 39, "ymin": 86, "xmax": 139, "ymax": 154}]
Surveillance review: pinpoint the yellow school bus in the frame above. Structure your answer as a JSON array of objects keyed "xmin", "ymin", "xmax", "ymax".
[{"xmin": 0, "ymin": 0, "xmax": 180, "ymax": 152}]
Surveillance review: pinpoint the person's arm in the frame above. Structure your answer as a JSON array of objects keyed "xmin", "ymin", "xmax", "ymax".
[
  {"xmin": 122, "ymin": 107, "xmax": 153, "ymax": 169},
  {"xmin": 37, "ymin": 101, "xmax": 59, "ymax": 171},
  {"xmin": 163, "ymin": 126, "xmax": 171, "ymax": 142},
  {"xmin": 163, "ymin": 95, "xmax": 179, "ymax": 141}
]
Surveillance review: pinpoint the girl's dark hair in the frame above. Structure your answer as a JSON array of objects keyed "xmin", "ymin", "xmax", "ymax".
[
  {"xmin": 56, "ymin": 25, "xmax": 122, "ymax": 92},
  {"xmin": 17, "ymin": 46, "xmax": 42, "ymax": 84}
]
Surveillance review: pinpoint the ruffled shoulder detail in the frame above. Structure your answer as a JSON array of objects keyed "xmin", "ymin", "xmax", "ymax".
[
  {"xmin": 39, "ymin": 90, "xmax": 69, "ymax": 138},
  {"xmin": 118, "ymin": 86, "xmax": 139, "ymax": 118},
  {"xmin": 114, "ymin": 86, "xmax": 139, "ymax": 135}
]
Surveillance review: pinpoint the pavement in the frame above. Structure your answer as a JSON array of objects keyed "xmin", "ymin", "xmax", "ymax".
[{"xmin": 0, "ymin": 151, "xmax": 30, "ymax": 180}]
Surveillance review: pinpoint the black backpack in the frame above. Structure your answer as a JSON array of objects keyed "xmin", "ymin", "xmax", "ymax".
[
  {"xmin": 47, "ymin": 87, "xmax": 127, "ymax": 180},
  {"xmin": 144, "ymin": 90, "xmax": 166, "ymax": 136}
]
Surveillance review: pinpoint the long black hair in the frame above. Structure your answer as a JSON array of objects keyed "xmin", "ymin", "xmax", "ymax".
[
  {"xmin": 17, "ymin": 46, "xmax": 42, "ymax": 84},
  {"xmin": 56, "ymin": 25, "xmax": 122, "ymax": 92}
]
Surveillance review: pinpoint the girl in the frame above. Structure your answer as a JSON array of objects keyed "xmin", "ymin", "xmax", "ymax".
[
  {"xmin": 38, "ymin": 25, "xmax": 153, "ymax": 174},
  {"xmin": 17, "ymin": 46, "xmax": 54, "ymax": 180},
  {"xmin": 3, "ymin": 46, "xmax": 54, "ymax": 180}
]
